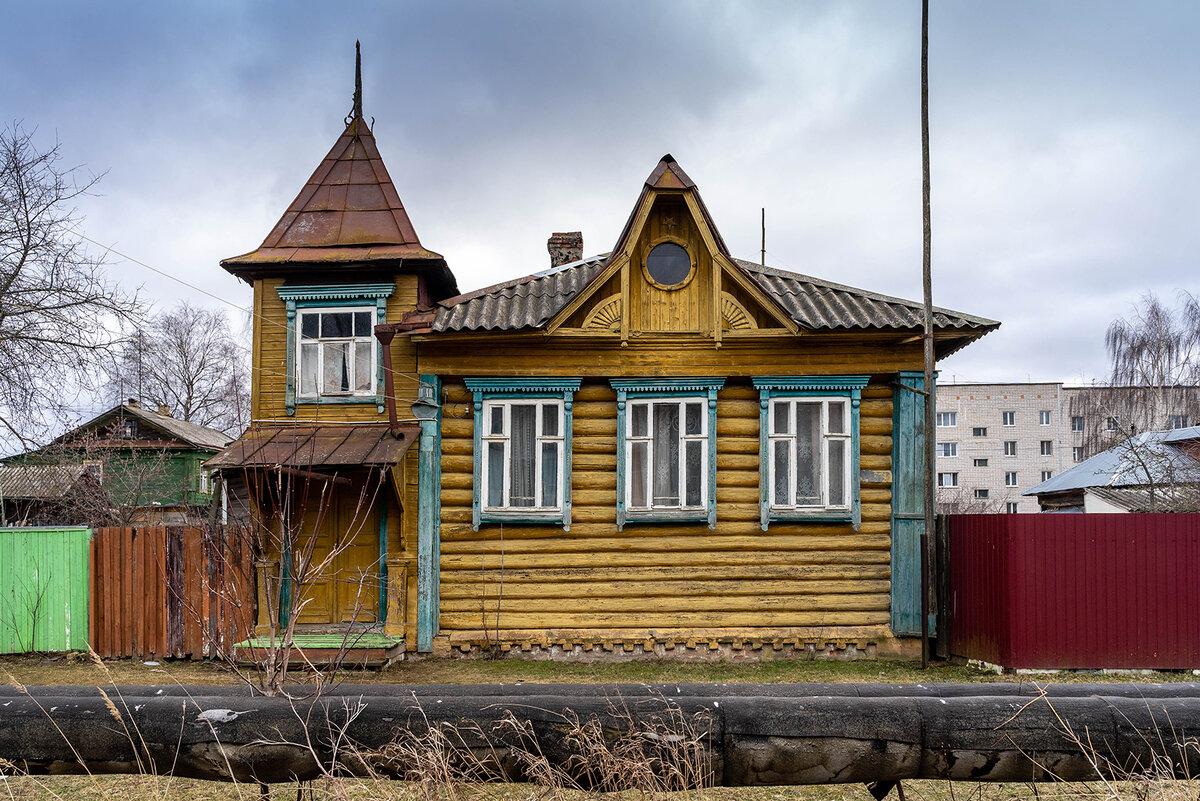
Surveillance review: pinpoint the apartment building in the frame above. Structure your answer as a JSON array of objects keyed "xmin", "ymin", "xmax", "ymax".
[{"xmin": 934, "ymin": 382, "xmax": 1200, "ymax": 512}]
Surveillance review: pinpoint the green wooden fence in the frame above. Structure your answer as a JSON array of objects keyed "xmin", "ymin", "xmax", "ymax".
[{"xmin": 0, "ymin": 527, "xmax": 90, "ymax": 653}]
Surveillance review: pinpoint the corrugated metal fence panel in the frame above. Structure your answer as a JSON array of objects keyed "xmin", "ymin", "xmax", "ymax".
[
  {"xmin": 949, "ymin": 513, "xmax": 1200, "ymax": 669},
  {"xmin": 89, "ymin": 526, "xmax": 254, "ymax": 660},
  {"xmin": 0, "ymin": 527, "xmax": 91, "ymax": 654}
]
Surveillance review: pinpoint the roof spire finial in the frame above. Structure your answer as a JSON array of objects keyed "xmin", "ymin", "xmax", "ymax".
[{"xmin": 353, "ymin": 40, "xmax": 363, "ymax": 120}]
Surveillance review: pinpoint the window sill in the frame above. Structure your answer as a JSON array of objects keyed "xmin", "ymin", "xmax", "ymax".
[
  {"xmin": 479, "ymin": 511, "xmax": 566, "ymax": 527},
  {"xmin": 296, "ymin": 396, "xmax": 381, "ymax": 406},
  {"xmin": 767, "ymin": 510, "xmax": 853, "ymax": 524},
  {"xmin": 624, "ymin": 510, "xmax": 709, "ymax": 525}
]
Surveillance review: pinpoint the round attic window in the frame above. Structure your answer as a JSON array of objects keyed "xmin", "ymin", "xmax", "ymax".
[{"xmin": 645, "ymin": 242, "xmax": 692, "ymax": 288}]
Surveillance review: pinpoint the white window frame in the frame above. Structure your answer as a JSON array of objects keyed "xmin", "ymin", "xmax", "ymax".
[
  {"xmin": 1168, "ymin": 414, "xmax": 1188, "ymax": 429},
  {"xmin": 1003, "ymin": 440, "xmax": 1017, "ymax": 457},
  {"xmin": 937, "ymin": 441, "xmax": 958, "ymax": 458},
  {"xmin": 1006, "ymin": 502, "xmax": 1019, "ymax": 514},
  {"xmin": 1002, "ymin": 411, "xmax": 1016, "ymax": 426},
  {"xmin": 199, "ymin": 469, "xmax": 211, "ymax": 494},
  {"xmin": 972, "ymin": 427, "xmax": 987, "ymax": 437},
  {"xmin": 974, "ymin": 489, "xmax": 989, "ymax": 499},
  {"xmin": 1040, "ymin": 440, "xmax": 1053, "ymax": 456},
  {"xmin": 480, "ymin": 399, "xmax": 565, "ymax": 515},
  {"xmin": 937, "ymin": 472, "xmax": 958, "ymax": 488},
  {"xmin": 295, "ymin": 305, "xmax": 378, "ymax": 400},
  {"xmin": 1041, "ymin": 470, "xmax": 1053, "ymax": 481},
  {"xmin": 1073, "ymin": 446, "xmax": 1086, "ymax": 462},
  {"xmin": 1071, "ymin": 416, "xmax": 1084, "ymax": 432},
  {"xmin": 1106, "ymin": 416, "xmax": 1119, "ymax": 431},
  {"xmin": 766, "ymin": 397, "xmax": 853, "ymax": 514},
  {"xmin": 624, "ymin": 398, "xmax": 710, "ymax": 515},
  {"xmin": 1039, "ymin": 411, "xmax": 1052, "ymax": 426},
  {"xmin": 1005, "ymin": 471, "xmax": 1018, "ymax": 488},
  {"xmin": 936, "ymin": 411, "xmax": 957, "ymax": 428},
  {"xmin": 973, "ymin": 458, "xmax": 988, "ymax": 467}
]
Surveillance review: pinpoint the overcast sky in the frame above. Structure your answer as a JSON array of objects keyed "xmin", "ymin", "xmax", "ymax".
[{"xmin": 5, "ymin": 1, "xmax": 1198, "ymax": 400}]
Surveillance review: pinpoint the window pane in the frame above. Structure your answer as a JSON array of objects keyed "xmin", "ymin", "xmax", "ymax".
[
  {"xmin": 630, "ymin": 442, "xmax": 648, "ymax": 508},
  {"xmin": 542, "ymin": 404, "xmax": 558, "ymax": 437},
  {"xmin": 685, "ymin": 403, "xmax": 702, "ymax": 436},
  {"xmin": 509, "ymin": 405, "xmax": 536, "ymax": 507},
  {"xmin": 321, "ymin": 312, "xmax": 352, "ymax": 338},
  {"xmin": 652, "ymin": 404, "xmax": 680, "ymax": 506},
  {"xmin": 773, "ymin": 439, "xmax": 790, "ymax": 506},
  {"xmin": 353, "ymin": 311, "xmax": 372, "ymax": 337},
  {"xmin": 322, "ymin": 342, "xmax": 350, "ymax": 393},
  {"xmin": 772, "ymin": 402, "xmax": 790, "ymax": 434},
  {"xmin": 684, "ymin": 440, "xmax": 702, "ymax": 507},
  {"xmin": 631, "ymin": 404, "xmax": 648, "ymax": 437},
  {"xmin": 827, "ymin": 401, "xmax": 845, "ymax": 435},
  {"xmin": 300, "ymin": 315, "xmax": 319, "ymax": 339},
  {"xmin": 541, "ymin": 442, "xmax": 558, "ymax": 508},
  {"xmin": 299, "ymin": 343, "xmax": 318, "ymax": 395},
  {"xmin": 353, "ymin": 342, "xmax": 372, "ymax": 392},
  {"xmin": 489, "ymin": 406, "xmax": 504, "ymax": 435},
  {"xmin": 795, "ymin": 403, "xmax": 821, "ymax": 504},
  {"xmin": 828, "ymin": 439, "xmax": 846, "ymax": 506},
  {"xmin": 486, "ymin": 443, "xmax": 504, "ymax": 507}
]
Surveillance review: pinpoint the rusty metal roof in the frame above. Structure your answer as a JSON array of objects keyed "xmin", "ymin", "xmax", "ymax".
[
  {"xmin": 431, "ymin": 255, "xmax": 609, "ymax": 332},
  {"xmin": 221, "ymin": 115, "xmax": 458, "ymax": 297},
  {"xmin": 206, "ymin": 423, "xmax": 419, "ymax": 470},
  {"xmin": 430, "ymin": 254, "xmax": 998, "ymax": 337}
]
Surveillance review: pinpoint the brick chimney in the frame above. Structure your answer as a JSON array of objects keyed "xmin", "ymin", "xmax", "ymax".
[
  {"xmin": 157, "ymin": 404, "xmax": 171, "ymax": 417},
  {"xmin": 547, "ymin": 232, "xmax": 583, "ymax": 268}
]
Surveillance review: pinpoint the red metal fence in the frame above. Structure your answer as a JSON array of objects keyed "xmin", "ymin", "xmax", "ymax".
[
  {"xmin": 89, "ymin": 526, "xmax": 255, "ymax": 659},
  {"xmin": 948, "ymin": 514, "xmax": 1200, "ymax": 669}
]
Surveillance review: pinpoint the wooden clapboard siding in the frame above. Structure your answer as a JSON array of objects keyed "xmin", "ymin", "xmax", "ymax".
[
  {"xmin": 251, "ymin": 275, "xmax": 422, "ymax": 422},
  {"xmin": 435, "ymin": 378, "xmax": 895, "ymax": 638}
]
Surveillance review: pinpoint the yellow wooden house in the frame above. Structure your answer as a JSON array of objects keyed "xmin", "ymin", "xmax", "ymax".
[{"xmin": 211, "ymin": 66, "xmax": 998, "ymax": 660}]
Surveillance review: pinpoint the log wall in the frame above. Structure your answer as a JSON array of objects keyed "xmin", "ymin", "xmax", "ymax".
[{"xmin": 436, "ymin": 378, "xmax": 897, "ymax": 652}]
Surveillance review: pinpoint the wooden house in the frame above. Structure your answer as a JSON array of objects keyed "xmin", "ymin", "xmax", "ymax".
[
  {"xmin": 7, "ymin": 401, "xmax": 230, "ymax": 526},
  {"xmin": 211, "ymin": 60, "xmax": 999, "ymax": 660}
]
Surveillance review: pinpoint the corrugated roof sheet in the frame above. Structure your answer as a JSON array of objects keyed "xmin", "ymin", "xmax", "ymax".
[
  {"xmin": 0, "ymin": 465, "xmax": 89, "ymax": 500},
  {"xmin": 122, "ymin": 405, "xmax": 233, "ymax": 451},
  {"xmin": 1025, "ymin": 425, "xmax": 1200, "ymax": 496},
  {"xmin": 431, "ymin": 254, "xmax": 998, "ymax": 335},
  {"xmin": 432, "ymin": 255, "xmax": 609, "ymax": 333},
  {"xmin": 207, "ymin": 423, "xmax": 419, "ymax": 469},
  {"xmin": 1086, "ymin": 486, "xmax": 1200, "ymax": 513}
]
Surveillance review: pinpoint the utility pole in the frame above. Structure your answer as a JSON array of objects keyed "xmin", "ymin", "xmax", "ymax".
[{"xmin": 920, "ymin": 0, "xmax": 935, "ymax": 669}]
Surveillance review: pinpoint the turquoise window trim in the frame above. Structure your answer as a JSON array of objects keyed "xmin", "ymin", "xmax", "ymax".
[
  {"xmin": 277, "ymin": 284, "xmax": 394, "ymax": 416},
  {"xmin": 611, "ymin": 378, "xmax": 724, "ymax": 531},
  {"xmin": 464, "ymin": 378, "xmax": 582, "ymax": 531},
  {"xmin": 753, "ymin": 375, "xmax": 869, "ymax": 531}
]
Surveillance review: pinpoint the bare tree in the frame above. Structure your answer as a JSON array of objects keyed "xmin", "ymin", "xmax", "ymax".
[
  {"xmin": 105, "ymin": 301, "xmax": 250, "ymax": 436},
  {"xmin": 0, "ymin": 123, "xmax": 139, "ymax": 450},
  {"xmin": 1106, "ymin": 291, "xmax": 1200, "ymax": 389}
]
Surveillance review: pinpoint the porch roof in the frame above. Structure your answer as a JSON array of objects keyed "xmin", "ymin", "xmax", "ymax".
[{"xmin": 206, "ymin": 423, "xmax": 419, "ymax": 470}]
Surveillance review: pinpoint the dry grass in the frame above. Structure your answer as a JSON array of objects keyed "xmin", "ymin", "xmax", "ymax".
[{"xmin": 3, "ymin": 652, "xmax": 1197, "ymax": 688}]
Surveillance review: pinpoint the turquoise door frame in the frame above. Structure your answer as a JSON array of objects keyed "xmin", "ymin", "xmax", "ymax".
[{"xmin": 416, "ymin": 375, "xmax": 442, "ymax": 652}]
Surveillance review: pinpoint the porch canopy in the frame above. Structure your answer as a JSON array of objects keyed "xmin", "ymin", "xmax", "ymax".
[{"xmin": 207, "ymin": 423, "xmax": 419, "ymax": 475}]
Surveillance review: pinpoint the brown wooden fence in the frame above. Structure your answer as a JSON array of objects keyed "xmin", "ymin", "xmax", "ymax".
[
  {"xmin": 89, "ymin": 526, "xmax": 255, "ymax": 659},
  {"xmin": 948, "ymin": 513, "xmax": 1200, "ymax": 670}
]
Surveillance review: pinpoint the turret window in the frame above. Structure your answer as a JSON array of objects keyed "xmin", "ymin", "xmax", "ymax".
[{"xmin": 297, "ymin": 307, "xmax": 376, "ymax": 397}]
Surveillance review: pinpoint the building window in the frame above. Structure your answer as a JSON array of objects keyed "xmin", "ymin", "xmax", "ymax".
[
  {"xmin": 972, "ymin": 427, "xmax": 987, "ymax": 437},
  {"xmin": 937, "ymin": 442, "xmax": 958, "ymax": 457},
  {"xmin": 120, "ymin": 419, "xmax": 138, "ymax": 439},
  {"xmin": 974, "ymin": 489, "xmax": 989, "ymax": 499},
  {"xmin": 1003, "ymin": 441, "xmax": 1017, "ymax": 456},
  {"xmin": 1168, "ymin": 414, "xmax": 1189, "ymax": 429},
  {"xmin": 1106, "ymin": 416, "xmax": 1118, "ymax": 431},
  {"xmin": 644, "ymin": 241, "xmax": 694, "ymax": 288},
  {"xmin": 937, "ymin": 472, "xmax": 958, "ymax": 488},
  {"xmin": 973, "ymin": 458, "xmax": 988, "ymax": 467},
  {"xmin": 753, "ymin": 376, "xmax": 867, "ymax": 530},
  {"xmin": 1041, "ymin": 470, "xmax": 1053, "ymax": 481},
  {"xmin": 936, "ymin": 411, "xmax": 957, "ymax": 427},
  {"xmin": 1006, "ymin": 502, "xmax": 1019, "ymax": 514},
  {"xmin": 1005, "ymin": 471, "xmax": 1018, "ymax": 488},
  {"xmin": 1071, "ymin": 416, "xmax": 1084, "ymax": 432},
  {"xmin": 198, "ymin": 469, "xmax": 211, "ymax": 494},
  {"xmin": 1039, "ymin": 410, "xmax": 1051, "ymax": 426},
  {"xmin": 1040, "ymin": 440, "xmax": 1053, "ymax": 456},
  {"xmin": 1073, "ymin": 446, "xmax": 1086, "ymax": 462},
  {"xmin": 465, "ymin": 378, "xmax": 581, "ymax": 530},
  {"xmin": 1002, "ymin": 411, "xmax": 1016, "ymax": 426},
  {"xmin": 277, "ymin": 283, "xmax": 394, "ymax": 414},
  {"xmin": 614, "ymin": 378, "xmax": 725, "ymax": 529},
  {"xmin": 296, "ymin": 307, "xmax": 377, "ymax": 398}
]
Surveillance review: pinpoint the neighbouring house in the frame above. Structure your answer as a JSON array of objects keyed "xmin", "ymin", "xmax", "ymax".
[
  {"xmin": 209, "ymin": 56, "xmax": 999, "ymax": 660},
  {"xmin": 0, "ymin": 464, "xmax": 106, "ymax": 527},
  {"xmin": 9, "ymin": 401, "xmax": 232, "ymax": 526},
  {"xmin": 1024, "ymin": 425, "xmax": 1200, "ymax": 512}
]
